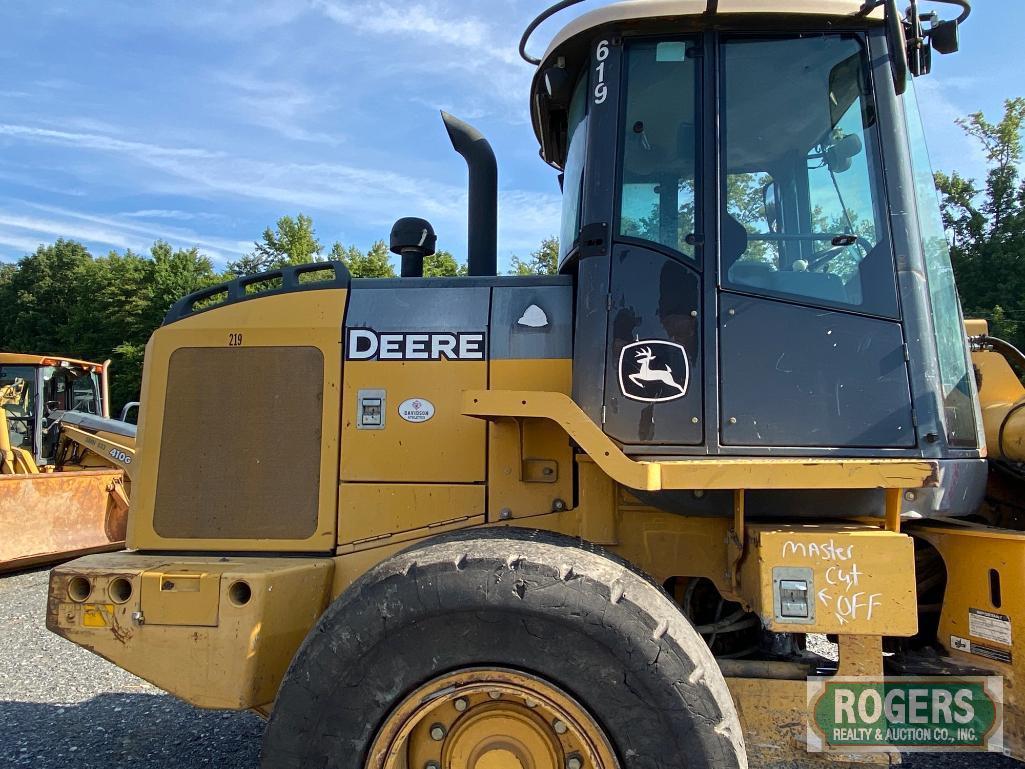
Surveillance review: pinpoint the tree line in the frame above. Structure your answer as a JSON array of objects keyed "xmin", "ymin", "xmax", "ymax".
[
  {"xmin": 936, "ymin": 97, "xmax": 1025, "ymax": 351},
  {"xmin": 0, "ymin": 223, "xmax": 557, "ymax": 411}
]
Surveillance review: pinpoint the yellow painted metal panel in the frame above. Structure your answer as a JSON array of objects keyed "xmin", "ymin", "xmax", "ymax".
[
  {"xmin": 913, "ymin": 523, "xmax": 1025, "ymax": 760},
  {"xmin": 464, "ymin": 389, "xmax": 939, "ymax": 491},
  {"xmin": 342, "ymin": 360, "xmax": 486, "ymax": 483},
  {"xmin": 489, "ymin": 358, "xmax": 572, "ymax": 395},
  {"xmin": 49, "ymin": 554, "xmax": 334, "ymax": 710},
  {"xmin": 727, "ymin": 676, "xmax": 897, "ymax": 767},
  {"xmin": 140, "ymin": 568, "xmax": 221, "ymax": 627},
  {"xmin": 965, "ymin": 319, "xmax": 989, "ymax": 337},
  {"xmin": 128, "ymin": 290, "xmax": 346, "ymax": 552},
  {"xmin": 486, "ymin": 360, "xmax": 574, "ymax": 521},
  {"xmin": 740, "ymin": 525, "xmax": 918, "ymax": 636},
  {"xmin": 973, "ymin": 349, "xmax": 1025, "ymax": 460},
  {"xmin": 338, "ymin": 484, "xmax": 485, "ymax": 545}
]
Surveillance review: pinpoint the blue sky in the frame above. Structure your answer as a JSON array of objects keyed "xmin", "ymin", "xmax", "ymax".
[{"xmin": 0, "ymin": 1, "xmax": 1020, "ymax": 271}]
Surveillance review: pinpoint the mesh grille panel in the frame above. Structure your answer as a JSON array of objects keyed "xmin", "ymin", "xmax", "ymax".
[{"xmin": 154, "ymin": 347, "xmax": 324, "ymax": 540}]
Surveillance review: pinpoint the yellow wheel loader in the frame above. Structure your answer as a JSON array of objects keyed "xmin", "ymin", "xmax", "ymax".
[
  {"xmin": 1, "ymin": 354, "xmax": 135, "ymax": 571},
  {"xmin": 46, "ymin": 1, "xmax": 1023, "ymax": 767}
]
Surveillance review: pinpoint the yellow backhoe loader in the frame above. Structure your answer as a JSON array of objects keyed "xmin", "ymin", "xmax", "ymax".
[
  {"xmin": 48, "ymin": 1, "xmax": 1025, "ymax": 767},
  {"xmin": 1, "ymin": 354, "xmax": 135, "ymax": 571}
]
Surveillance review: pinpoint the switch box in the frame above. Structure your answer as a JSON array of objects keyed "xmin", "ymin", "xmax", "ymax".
[
  {"xmin": 772, "ymin": 566, "xmax": 815, "ymax": 624},
  {"xmin": 357, "ymin": 389, "xmax": 386, "ymax": 430}
]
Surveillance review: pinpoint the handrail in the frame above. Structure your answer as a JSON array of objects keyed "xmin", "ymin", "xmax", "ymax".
[{"xmin": 463, "ymin": 389, "xmax": 939, "ymax": 491}]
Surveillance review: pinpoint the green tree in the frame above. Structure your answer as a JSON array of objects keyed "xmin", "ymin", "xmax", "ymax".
[
  {"xmin": 510, "ymin": 236, "xmax": 559, "ymax": 275},
  {"xmin": 331, "ymin": 241, "xmax": 396, "ymax": 278},
  {"xmin": 935, "ymin": 98, "xmax": 1025, "ymax": 350},
  {"xmin": 424, "ymin": 250, "xmax": 467, "ymax": 277},
  {"xmin": 0, "ymin": 238, "xmax": 219, "ymax": 412},
  {"xmin": 0, "ymin": 239, "xmax": 92, "ymax": 353},
  {"xmin": 230, "ymin": 213, "xmax": 322, "ymax": 276},
  {"xmin": 145, "ymin": 242, "xmax": 218, "ymax": 329}
]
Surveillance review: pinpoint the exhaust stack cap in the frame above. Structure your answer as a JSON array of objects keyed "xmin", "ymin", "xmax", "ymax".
[
  {"xmin": 441, "ymin": 112, "xmax": 498, "ymax": 277},
  {"xmin": 390, "ymin": 217, "xmax": 437, "ymax": 278}
]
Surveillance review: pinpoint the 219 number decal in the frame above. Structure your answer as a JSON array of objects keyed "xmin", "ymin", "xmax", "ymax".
[
  {"xmin": 594, "ymin": 39, "xmax": 609, "ymax": 105},
  {"xmin": 228, "ymin": 332, "xmax": 244, "ymax": 347}
]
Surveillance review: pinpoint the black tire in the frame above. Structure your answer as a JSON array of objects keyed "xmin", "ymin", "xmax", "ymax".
[{"xmin": 261, "ymin": 528, "xmax": 746, "ymax": 769}]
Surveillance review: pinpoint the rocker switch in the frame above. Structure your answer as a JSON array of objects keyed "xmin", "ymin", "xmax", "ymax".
[{"xmin": 773, "ymin": 567, "xmax": 815, "ymax": 625}]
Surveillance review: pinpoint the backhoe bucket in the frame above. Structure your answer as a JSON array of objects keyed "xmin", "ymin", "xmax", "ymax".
[{"xmin": 0, "ymin": 469, "xmax": 127, "ymax": 573}]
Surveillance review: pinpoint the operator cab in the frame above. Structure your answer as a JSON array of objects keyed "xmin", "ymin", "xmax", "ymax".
[
  {"xmin": 529, "ymin": 1, "xmax": 981, "ymax": 486},
  {"xmin": 0, "ymin": 357, "xmax": 106, "ymax": 467}
]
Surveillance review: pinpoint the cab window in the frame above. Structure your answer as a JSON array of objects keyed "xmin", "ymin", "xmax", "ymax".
[
  {"xmin": 70, "ymin": 371, "xmax": 101, "ymax": 414},
  {"xmin": 0, "ymin": 365, "xmax": 36, "ymax": 451},
  {"xmin": 904, "ymin": 82, "xmax": 977, "ymax": 447},
  {"xmin": 618, "ymin": 39, "xmax": 700, "ymax": 259},
  {"xmin": 720, "ymin": 35, "xmax": 897, "ymax": 317},
  {"xmin": 559, "ymin": 75, "xmax": 589, "ymax": 260},
  {"xmin": 43, "ymin": 366, "xmax": 101, "ymax": 414}
]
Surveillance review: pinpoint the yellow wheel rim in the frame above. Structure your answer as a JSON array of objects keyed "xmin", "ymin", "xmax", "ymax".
[{"xmin": 367, "ymin": 669, "xmax": 621, "ymax": 769}]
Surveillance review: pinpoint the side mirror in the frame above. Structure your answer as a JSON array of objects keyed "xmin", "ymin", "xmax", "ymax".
[
  {"xmin": 928, "ymin": 19, "xmax": 960, "ymax": 55},
  {"xmin": 825, "ymin": 134, "xmax": 864, "ymax": 174}
]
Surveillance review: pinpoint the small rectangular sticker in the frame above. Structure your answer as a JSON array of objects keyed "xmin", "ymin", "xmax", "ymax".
[
  {"xmin": 952, "ymin": 635, "xmax": 1012, "ymax": 664},
  {"xmin": 969, "ymin": 608, "xmax": 1012, "ymax": 646},
  {"xmin": 82, "ymin": 603, "xmax": 114, "ymax": 628}
]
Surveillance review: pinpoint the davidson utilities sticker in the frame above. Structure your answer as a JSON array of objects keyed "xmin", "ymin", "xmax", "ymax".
[{"xmin": 399, "ymin": 398, "xmax": 435, "ymax": 423}]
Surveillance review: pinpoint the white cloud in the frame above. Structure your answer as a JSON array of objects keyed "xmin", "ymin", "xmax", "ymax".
[
  {"xmin": 0, "ymin": 121, "xmax": 563, "ymax": 265},
  {"xmin": 0, "ymin": 204, "xmax": 249, "ymax": 264},
  {"xmin": 0, "ymin": 231, "xmax": 52, "ymax": 255},
  {"xmin": 24, "ymin": 204, "xmax": 249, "ymax": 261},
  {"xmin": 312, "ymin": 0, "xmax": 532, "ymax": 120},
  {"xmin": 214, "ymin": 72, "xmax": 344, "ymax": 145},
  {"xmin": 0, "ymin": 212, "xmax": 149, "ymax": 253},
  {"xmin": 0, "ymin": 123, "xmax": 219, "ymax": 161},
  {"xmin": 314, "ymin": 1, "xmax": 516, "ymax": 63},
  {"xmin": 120, "ymin": 209, "xmax": 220, "ymax": 221}
]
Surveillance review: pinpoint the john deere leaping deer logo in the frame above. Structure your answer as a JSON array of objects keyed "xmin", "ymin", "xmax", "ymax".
[{"xmin": 618, "ymin": 340, "xmax": 690, "ymax": 403}]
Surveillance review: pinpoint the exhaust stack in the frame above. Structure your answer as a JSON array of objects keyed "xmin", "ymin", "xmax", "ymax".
[{"xmin": 442, "ymin": 112, "xmax": 498, "ymax": 277}]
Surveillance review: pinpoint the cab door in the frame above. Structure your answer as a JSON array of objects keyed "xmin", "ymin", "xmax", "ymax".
[
  {"xmin": 603, "ymin": 38, "xmax": 704, "ymax": 446},
  {"xmin": 715, "ymin": 34, "xmax": 915, "ymax": 449}
]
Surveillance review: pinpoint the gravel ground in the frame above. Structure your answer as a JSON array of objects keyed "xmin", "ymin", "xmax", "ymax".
[
  {"xmin": 0, "ymin": 567, "xmax": 1020, "ymax": 769},
  {"xmin": 0, "ymin": 568, "xmax": 261, "ymax": 769}
]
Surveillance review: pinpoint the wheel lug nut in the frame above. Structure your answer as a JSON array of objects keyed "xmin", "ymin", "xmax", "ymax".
[
  {"xmin": 567, "ymin": 756, "xmax": 583, "ymax": 769},
  {"xmin": 426, "ymin": 763, "xmax": 440, "ymax": 769},
  {"xmin": 430, "ymin": 724, "xmax": 447, "ymax": 741},
  {"xmin": 454, "ymin": 697, "xmax": 469, "ymax": 712},
  {"xmin": 553, "ymin": 720, "xmax": 568, "ymax": 735},
  {"xmin": 488, "ymin": 691, "xmax": 502, "ymax": 700},
  {"xmin": 524, "ymin": 697, "xmax": 537, "ymax": 708}
]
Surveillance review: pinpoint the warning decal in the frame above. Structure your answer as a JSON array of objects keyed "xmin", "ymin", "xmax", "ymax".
[
  {"xmin": 952, "ymin": 635, "xmax": 1012, "ymax": 664},
  {"xmin": 969, "ymin": 608, "xmax": 1012, "ymax": 647}
]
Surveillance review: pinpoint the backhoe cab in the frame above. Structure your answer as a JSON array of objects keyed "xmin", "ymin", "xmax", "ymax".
[{"xmin": 49, "ymin": 2, "xmax": 1025, "ymax": 768}]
